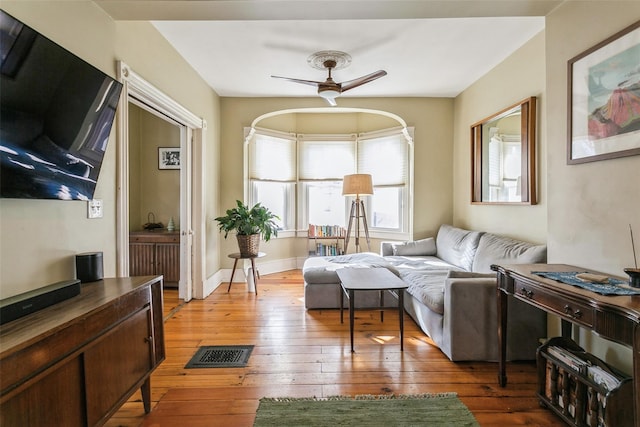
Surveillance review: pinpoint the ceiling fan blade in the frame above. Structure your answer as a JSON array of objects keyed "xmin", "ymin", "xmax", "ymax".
[
  {"xmin": 340, "ymin": 70, "xmax": 387, "ymax": 92},
  {"xmin": 271, "ymin": 75, "xmax": 322, "ymax": 87},
  {"xmin": 324, "ymin": 96, "xmax": 337, "ymax": 107}
]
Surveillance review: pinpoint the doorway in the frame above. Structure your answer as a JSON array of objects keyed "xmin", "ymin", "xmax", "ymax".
[
  {"xmin": 128, "ymin": 103, "xmax": 182, "ymax": 293},
  {"xmin": 115, "ymin": 61, "xmax": 206, "ymax": 303}
]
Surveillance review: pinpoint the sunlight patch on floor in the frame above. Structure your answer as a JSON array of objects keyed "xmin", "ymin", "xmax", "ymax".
[{"xmin": 371, "ymin": 335, "xmax": 396, "ymax": 345}]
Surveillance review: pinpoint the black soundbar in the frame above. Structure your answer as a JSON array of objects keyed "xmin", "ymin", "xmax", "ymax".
[{"xmin": 0, "ymin": 279, "xmax": 81, "ymax": 325}]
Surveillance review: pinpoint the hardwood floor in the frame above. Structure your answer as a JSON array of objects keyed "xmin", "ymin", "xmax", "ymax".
[{"xmin": 107, "ymin": 270, "xmax": 564, "ymax": 426}]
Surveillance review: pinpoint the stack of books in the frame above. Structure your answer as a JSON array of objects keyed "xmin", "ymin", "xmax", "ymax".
[
  {"xmin": 314, "ymin": 242, "xmax": 343, "ymax": 256},
  {"xmin": 308, "ymin": 224, "xmax": 346, "ymax": 238}
]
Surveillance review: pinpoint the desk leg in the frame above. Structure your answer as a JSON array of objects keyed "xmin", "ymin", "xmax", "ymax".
[
  {"xmin": 399, "ymin": 290, "xmax": 404, "ymax": 351},
  {"xmin": 227, "ymin": 258, "xmax": 240, "ymax": 292},
  {"xmin": 497, "ymin": 287, "xmax": 508, "ymax": 387},
  {"xmin": 380, "ymin": 290, "xmax": 384, "ymax": 322},
  {"xmin": 250, "ymin": 258, "xmax": 258, "ymax": 295},
  {"xmin": 561, "ymin": 319, "xmax": 572, "ymax": 339},
  {"xmin": 350, "ymin": 289, "xmax": 355, "ymax": 353},
  {"xmin": 634, "ymin": 324, "xmax": 640, "ymax": 427}
]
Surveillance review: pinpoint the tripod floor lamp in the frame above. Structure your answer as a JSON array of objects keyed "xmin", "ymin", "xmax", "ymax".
[{"xmin": 343, "ymin": 174, "xmax": 373, "ymax": 253}]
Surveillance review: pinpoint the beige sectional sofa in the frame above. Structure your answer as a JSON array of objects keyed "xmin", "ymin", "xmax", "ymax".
[{"xmin": 302, "ymin": 224, "xmax": 547, "ymax": 361}]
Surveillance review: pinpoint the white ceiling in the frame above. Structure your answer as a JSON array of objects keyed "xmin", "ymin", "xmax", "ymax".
[{"xmin": 96, "ymin": 1, "xmax": 561, "ymax": 100}]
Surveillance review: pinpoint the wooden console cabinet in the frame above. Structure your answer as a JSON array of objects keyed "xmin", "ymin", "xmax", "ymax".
[
  {"xmin": 130, "ymin": 231, "xmax": 180, "ymax": 287},
  {"xmin": 494, "ymin": 264, "xmax": 640, "ymax": 427},
  {"xmin": 0, "ymin": 276, "xmax": 165, "ymax": 427}
]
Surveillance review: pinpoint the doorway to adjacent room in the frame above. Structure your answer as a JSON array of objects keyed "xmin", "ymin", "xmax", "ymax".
[{"xmin": 115, "ymin": 61, "xmax": 206, "ymax": 302}]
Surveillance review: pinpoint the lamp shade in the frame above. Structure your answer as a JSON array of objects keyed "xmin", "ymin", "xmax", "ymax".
[{"xmin": 342, "ymin": 174, "xmax": 373, "ymax": 196}]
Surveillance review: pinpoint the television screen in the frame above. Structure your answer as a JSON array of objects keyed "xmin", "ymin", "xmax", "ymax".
[{"xmin": 0, "ymin": 10, "xmax": 122, "ymax": 200}]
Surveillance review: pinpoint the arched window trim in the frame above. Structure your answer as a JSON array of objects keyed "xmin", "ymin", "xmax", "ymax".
[{"xmin": 244, "ymin": 109, "xmax": 413, "ymax": 242}]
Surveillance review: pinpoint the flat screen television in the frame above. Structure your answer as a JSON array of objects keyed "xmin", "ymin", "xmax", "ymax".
[{"xmin": 0, "ymin": 10, "xmax": 122, "ymax": 200}]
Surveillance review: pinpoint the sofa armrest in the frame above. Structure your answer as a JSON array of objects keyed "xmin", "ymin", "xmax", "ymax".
[
  {"xmin": 380, "ymin": 241, "xmax": 396, "ymax": 256},
  {"xmin": 442, "ymin": 276, "xmax": 546, "ymax": 361},
  {"xmin": 444, "ymin": 277, "xmax": 497, "ymax": 325},
  {"xmin": 442, "ymin": 277, "xmax": 499, "ymax": 361}
]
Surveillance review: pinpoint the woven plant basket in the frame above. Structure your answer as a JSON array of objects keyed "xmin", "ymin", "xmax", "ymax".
[{"xmin": 237, "ymin": 234, "xmax": 260, "ymax": 257}]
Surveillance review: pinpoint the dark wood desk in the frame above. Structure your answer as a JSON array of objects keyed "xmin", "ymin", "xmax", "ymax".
[{"xmin": 493, "ymin": 263, "xmax": 640, "ymax": 426}]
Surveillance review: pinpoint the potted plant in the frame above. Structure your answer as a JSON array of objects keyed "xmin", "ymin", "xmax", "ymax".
[{"xmin": 214, "ymin": 200, "xmax": 279, "ymax": 256}]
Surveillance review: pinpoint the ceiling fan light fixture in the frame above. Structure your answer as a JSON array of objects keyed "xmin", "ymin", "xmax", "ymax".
[
  {"xmin": 319, "ymin": 89, "xmax": 340, "ymax": 99},
  {"xmin": 272, "ymin": 50, "xmax": 386, "ymax": 107}
]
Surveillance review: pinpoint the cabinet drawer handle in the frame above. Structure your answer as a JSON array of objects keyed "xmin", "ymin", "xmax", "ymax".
[
  {"xmin": 563, "ymin": 305, "xmax": 583, "ymax": 319},
  {"xmin": 144, "ymin": 336, "xmax": 153, "ymax": 343},
  {"xmin": 520, "ymin": 288, "xmax": 534, "ymax": 299}
]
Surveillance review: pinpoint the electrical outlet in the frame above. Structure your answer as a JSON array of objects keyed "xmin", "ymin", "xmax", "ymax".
[{"xmin": 88, "ymin": 199, "xmax": 103, "ymax": 219}]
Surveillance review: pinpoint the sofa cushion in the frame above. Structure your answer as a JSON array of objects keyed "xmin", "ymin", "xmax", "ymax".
[
  {"xmin": 302, "ymin": 253, "xmax": 399, "ymax": 284},
  {"xmin": 385, "ymin": 255, "xmax": 461, "ymax": 273},
  {"xmin": 391, "ymin": 237, "xmax": 437, "ymax": 256},
  {"xmin": 400, "ymin": 270, "xmax": 449, "ymax": 315},
  {"xmin": 400, "ymin": 270, "xmax": 497, "ymax": 316},
  {"xmin": 472, "ymin": 233, "xmax": 547, "ymax": 274},
  {"xmin": 435, "ymin": 225, "xmax": 484, "ymax": 271}
]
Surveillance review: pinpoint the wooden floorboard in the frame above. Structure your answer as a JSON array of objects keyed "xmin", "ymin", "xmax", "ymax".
[{"xmin": 107, "ymin": 269, "xmax": 564, "ymax": 427}]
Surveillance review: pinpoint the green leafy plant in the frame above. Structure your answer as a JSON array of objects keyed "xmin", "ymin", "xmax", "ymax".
[{"xmin": 214, "ymin": 200, "xmax": 279, "ymax": 241}]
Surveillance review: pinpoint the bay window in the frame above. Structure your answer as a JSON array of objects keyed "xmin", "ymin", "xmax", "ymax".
[{"xmin": 246, "ymin": 126, "xmax": 413, "ymax": 241}]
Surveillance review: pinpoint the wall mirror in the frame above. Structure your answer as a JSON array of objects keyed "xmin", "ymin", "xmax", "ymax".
[{"xmin": 471, "ymin": 96, "xmax": 537, "ymax": 204}]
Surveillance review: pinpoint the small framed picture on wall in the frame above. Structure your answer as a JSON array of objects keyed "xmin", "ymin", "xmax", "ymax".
[{"xmin": 158, "ymin": 147, "xmax": 181, "ymax": 170}]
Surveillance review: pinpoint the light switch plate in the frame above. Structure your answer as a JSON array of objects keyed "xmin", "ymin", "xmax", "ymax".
[{"xmin": 88, "ymin": 199, "xmax": 103, "ymax": 219}]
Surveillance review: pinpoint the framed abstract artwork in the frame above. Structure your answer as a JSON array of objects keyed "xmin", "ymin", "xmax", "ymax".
[{"xmin": 567, "ymin": 20, "xmax": 640, "ymax": 164}]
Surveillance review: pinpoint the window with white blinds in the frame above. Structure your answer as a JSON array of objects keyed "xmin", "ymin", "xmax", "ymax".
[
  {"xmin": 357, "ymin": 128, "xmax": 411, "ymax": 233},
  {"xmin": 358, "ymin": 131, "xmax": 408, "ymax": 186},
  {"xmin": 298, "ymin": 138, "xmax": 355, "ymax": 180},
  {"xmin": 248, "ymin": 130, "xmax": 297, "ymax": 232},
  {"xmin": 247, "ymin": 126, "xmax": 412, "ymax": 239},
  {"xmin": 248, "ymin": 131, "xmax": 296, "ymax": 181}
]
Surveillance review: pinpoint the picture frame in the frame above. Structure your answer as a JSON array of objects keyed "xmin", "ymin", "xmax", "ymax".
[
  {"xmin": 158, "ymin": 147, "xmax": 181, "ymax": 170},
  {"xmin": 567, "ymin": 20, "xmax": 640, "ymax": 164}
]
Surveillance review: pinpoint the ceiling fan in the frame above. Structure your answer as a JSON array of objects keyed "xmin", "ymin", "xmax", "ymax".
[{"xmin": 271, "ymin": 50, "xmax": 387, "ymax": 106}]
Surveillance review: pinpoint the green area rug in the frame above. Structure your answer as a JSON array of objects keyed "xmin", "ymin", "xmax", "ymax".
[{"xmin": 253, "ymin": 393, "xmax": 480, "ymax": 426}]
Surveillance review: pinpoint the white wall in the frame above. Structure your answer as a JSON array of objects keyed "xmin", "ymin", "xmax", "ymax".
[
  {"xmin": 546, "ymin": 3, "xmax": 640, "ymax": 277},
  {"xmin": 544, "ymin": 2, "xmax": 640, "ymax": 372},
  {"xmin": 453, "ymin": 31, "xmax": 547, "ymax": 243}
]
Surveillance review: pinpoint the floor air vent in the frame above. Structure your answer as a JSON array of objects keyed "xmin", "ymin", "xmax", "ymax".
[{"xmin": 185, "ymin": 345, "xmax": 254, "ymax": 368}]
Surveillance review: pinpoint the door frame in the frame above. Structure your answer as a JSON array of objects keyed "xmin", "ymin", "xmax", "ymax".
[{"xmin": 115, "ymin": 61, "xmax": 206, "ymax": 302}]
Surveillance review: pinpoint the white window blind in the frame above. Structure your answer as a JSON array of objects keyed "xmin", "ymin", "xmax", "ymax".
[
  {"xmin": 357, "ymin": 132, "xmax": 408, "ymax": 186},
  {"xmin": 247, "ymin": 126, "xmax": 412, "ymax": 238},
  {"xmin": 249, "ymin": 132, "xmax": 296, "ymax": 181},
  {"xmin": 488, "ymin": 136, "xmax": 501, "ymax": 186},
  {"xmin": 298, "ymin": 138, "xmax": 355, "ymax": 180}
]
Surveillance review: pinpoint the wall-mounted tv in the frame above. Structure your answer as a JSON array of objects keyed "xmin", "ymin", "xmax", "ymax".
[{"xmin": 0, "ymin": 10, "xmax": 122, "ymax": 200}]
